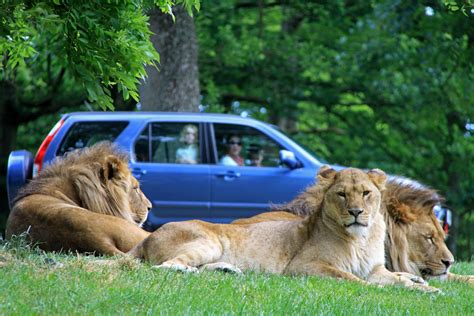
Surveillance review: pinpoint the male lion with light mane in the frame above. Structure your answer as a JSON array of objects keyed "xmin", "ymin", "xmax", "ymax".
[
  {"xmin": 5, "ymin": 142, "xmax": 152, "ymax": 255},
  {"xmin": 130, "ymin": 166, "xmax": 438, "ymax": 292},
  {"xmin": 233, "ymin": 175, "xmax": 473, "ymax": 284}
]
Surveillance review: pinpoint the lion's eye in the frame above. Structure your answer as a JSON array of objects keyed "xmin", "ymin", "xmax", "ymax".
[
  {"xmin": 363, "ymin": 191, "xmax": 371, "ymax": 196},
  {"xmin": 426, "ymin": 236, "xmax": 434, "ymax": 244},
  {"xmin": 337, "ymin": 192, "xmax": 346, "ymax": 198}
]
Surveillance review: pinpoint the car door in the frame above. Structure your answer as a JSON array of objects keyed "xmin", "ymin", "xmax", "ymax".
[
  {"xmin": 130, "ymin": 121, "xmax": 211, "ymax": 230},
  {"xmin": 209, "ymin": 123, "xmax": 314, "ymax": 223}
]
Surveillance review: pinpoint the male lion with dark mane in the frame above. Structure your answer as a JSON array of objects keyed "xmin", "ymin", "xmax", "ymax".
[
  {"xmin": 5, "ymin": 142, "xmax": 152, "ymax": 255},
  {"xmin": 233, "ymin": 174, "xmax": 473, "ymax": 284},
  {"xmin": 130, "ymin": 166, "xmax": 438, "ymax": 292}
]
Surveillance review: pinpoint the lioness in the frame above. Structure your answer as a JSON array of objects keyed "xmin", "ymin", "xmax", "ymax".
[
  {"xmin": 234, "ymin": 176, "xmax": 473, "ymax": 284},
  {"xmin": 6, "ymin": 142, "xmax": 152, "ymax": 255},
  {"xmin": 130, "ymin": 166, "xmax": 438, "ymax": 292}
]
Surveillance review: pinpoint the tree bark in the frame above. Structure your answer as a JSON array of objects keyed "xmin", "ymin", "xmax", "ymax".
[
  {"xmin": 0, "ymin": 81, "xmax": 20, "ymax": 217},
  {"xmin": 139, "ymin": 6, "xmax": 200, "ymax": 112}
]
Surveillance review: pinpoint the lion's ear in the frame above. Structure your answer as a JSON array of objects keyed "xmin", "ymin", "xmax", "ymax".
[
  {"xmin": 100, "ymin": 155, "xmax": 123, "ymax": 182},
  {"xmin": 367, "ymin": 168, "xmax": 387, "ymax": 191},
  {"xmin": 317, "ymin": 165, "xmax": 337, "ymax": 187}
]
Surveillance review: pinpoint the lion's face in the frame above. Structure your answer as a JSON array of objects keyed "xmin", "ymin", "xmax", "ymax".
[
  {"xmin": 405, "ymin": 211, "xmax": 454, "ymax": 279},
  {"xmin": 68, "ymin": 151, "xmax": 152, "ymax": 226},
  {"xmin": 110, "ymin": 166, "xmax": 152, "ymax": 226},
  {"xmin": 319, "ymin": 167, "xmax": 386, "ymax": 236},
  {"xmin": 127, "ymin": 175, "xmax": 152, "ymax": 225}
]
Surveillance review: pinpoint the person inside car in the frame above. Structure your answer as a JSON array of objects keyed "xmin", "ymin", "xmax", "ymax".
[
  {"xmin": 220, "ymin": 135, "xmax": 244, "ymax": 166},
  {"xmin": 176, "ymin": 124, "xmax": 198, "ymax": 164},
  {"xmin": 248, "ymin": 147, "xmax": 264, "ymax": 167}
]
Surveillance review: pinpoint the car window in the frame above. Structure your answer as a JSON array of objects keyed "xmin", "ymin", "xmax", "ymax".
[
  {"xmin": 135, "ymin": 122, "xmax": 201, "ymax": 164},
  {"xmin": 213, "ymin": 123, "xmax": 284, "ymax": 167},
  {"xmin": 58, "ymin": 121, "xmax": 129, "ymax": 155}
]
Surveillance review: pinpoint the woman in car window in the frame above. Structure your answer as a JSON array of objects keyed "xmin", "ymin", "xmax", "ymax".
[
  {"xmin": 176, "ymin": 124, "xmax": 198, "ymax": 164},
  {"xmin": 220, "ymin": 135, "xmax": 244, "ymax": 166}
]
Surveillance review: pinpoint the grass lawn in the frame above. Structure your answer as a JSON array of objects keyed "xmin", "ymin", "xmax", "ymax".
[{"xmin": 1, "ymin": 242, "xmax": 473, "ymax": 315}]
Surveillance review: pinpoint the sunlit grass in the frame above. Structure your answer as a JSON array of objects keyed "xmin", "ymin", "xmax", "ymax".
[{"xmin": 1, "ymin": 240, "xmax": 473, "ymax": 315}]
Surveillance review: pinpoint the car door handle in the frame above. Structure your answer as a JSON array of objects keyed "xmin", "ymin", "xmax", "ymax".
[
  {"xmin": 131, "ymin": 168, "xmax": 147, "ymax": 178},
  {"xmin": 216, "ymin": 171, "xmax": 241, "ymax": 181}
]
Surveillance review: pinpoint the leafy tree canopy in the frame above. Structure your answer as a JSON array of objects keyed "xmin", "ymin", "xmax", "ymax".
[{"xmin": 0, "ymin": 0, "xmax": 199, "ymax": 110}]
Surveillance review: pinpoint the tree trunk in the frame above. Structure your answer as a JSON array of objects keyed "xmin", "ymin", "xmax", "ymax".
[
  {"xmin": 0, "ymin": 81, "xmax": 21, "ymax": 217},
  {"xmin": 140, "ymin": 6, "xmax": 200, "ymax": 112}
]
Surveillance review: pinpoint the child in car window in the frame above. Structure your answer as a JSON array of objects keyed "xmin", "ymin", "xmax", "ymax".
[
  {"xmin": 176, "ymin": 124, "xmax": 198, "ymax": 164},
  {"xmin": 220, "ymin": 135, "xmax": 244, "ymax": 166},
  {"xmin": 248, "ymin": 148, "xmax": 264, "ymax": 167}
]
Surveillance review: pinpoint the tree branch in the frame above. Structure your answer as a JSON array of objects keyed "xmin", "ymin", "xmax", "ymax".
[
  {"xmin": 50, "ymin": 68, "xmax": 66, "ymax": 96},
  {"xmin": 47, "ymin": 54, "xmax": 52, "ymax": 84}
]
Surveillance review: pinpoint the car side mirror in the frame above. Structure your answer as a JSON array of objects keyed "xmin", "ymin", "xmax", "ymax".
[{"xmin": 279, "ymin": 150, "xmax": 300, "ymax": 169}]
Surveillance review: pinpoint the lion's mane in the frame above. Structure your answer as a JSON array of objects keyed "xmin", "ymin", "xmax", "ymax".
[
  {"xmin": 383, "ymin": 176, "xmax": 446, "ymax": 276},
  {"xmin": 14, "ymin": 142, "xmax": 135, "ymax": 221},
  {"xmin": 6, "ymin": 142, "xmax": 151, "ymax": 255}
]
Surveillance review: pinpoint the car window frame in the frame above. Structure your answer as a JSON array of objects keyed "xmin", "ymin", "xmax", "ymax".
[
  {"xmin": 208, "ymin": 122, "xmax": 296, "ymax": 168},
  {"xmin": 132, "ymin": 121, "xmax": 211, "ymax": 165},
  {"xmin": 54, "ymin": 120, "xmax": 130, "ymax": 157}
]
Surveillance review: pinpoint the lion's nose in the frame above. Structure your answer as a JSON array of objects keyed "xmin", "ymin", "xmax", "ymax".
[
  {"xmin": 442, "ymin": 259, "xmax": 454, "ymax": 269},
  {"xmin": 348, "ymin": 208, "xmax": 363, "ymax": 217}
]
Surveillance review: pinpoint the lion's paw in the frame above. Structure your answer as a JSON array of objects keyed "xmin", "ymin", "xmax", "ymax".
[
  {"xmin": 411, "ymin": 283, "xmax": 442, "ymax": 294},
  {"xmin": 153, "ymin": 262, "xmax": 199, "ymax": 273},
  {"xmin": 467, "ymin": 275, "xmax": 474, "ymax": 285},
  {"xmin": 448, "ymin": 273, "xmax": 474, "ymax": 285},
  {"xmin": 200, "ymin": 262, "xmax": 242, "ymax": 274},
  {"xmin": 394, "ymin": 272, "xmax": 427, "ymax": 285}
]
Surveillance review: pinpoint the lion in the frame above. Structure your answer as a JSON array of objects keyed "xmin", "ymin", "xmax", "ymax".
[
  {"xmin": 384, "ymin": 177, "xmax": 472, "ymax": 283},
  {"xmin": 129, "ymin": 166, "xmax": 438, "ymax": 292},
  {"xmin": 233, "ymin": 175, "xmax": 473, "ymax": 284},
  {"xmin": 5, "ymin": 142, "xmax": 152, "ymax": 256}
]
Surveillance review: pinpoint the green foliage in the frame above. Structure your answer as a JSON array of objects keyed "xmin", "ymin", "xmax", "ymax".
[
  {"xmin": 444, "ymin": 0, "xmax": 474, "ymax": 15},
  {"xmin": 0, "ymin": 245, "xmax": 473, "ymax": 314},
  {"xmin": 1, "ymin": 1, "xmax": 156, "ymax": 109},
  {"xmin": 150, "ymin": 0, "xmax": 200, "ymax": 17},
  {"xmin": 0, "ymin": 0, "xmax": 199, "ymax": 110}
]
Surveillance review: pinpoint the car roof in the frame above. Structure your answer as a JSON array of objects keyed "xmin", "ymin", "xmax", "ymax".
[
  {"xmin": 63, "ymin": 111, "xmax": 275, "ymax": 126},
  {"xmin": 59, "ymin": 111, "xmax": 322, "ymax": 168}
]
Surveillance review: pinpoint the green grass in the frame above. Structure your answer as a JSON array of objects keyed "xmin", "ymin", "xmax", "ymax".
[{"xmin": 1, "ymin": 240, "xmax": 473, "ymax": 315}]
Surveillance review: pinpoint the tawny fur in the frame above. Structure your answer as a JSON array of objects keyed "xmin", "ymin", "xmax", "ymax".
[
  {"xmin": 5, "ymin": 142, "xmax": 152, "ymax": 255},
  {"xmin": 236, "ymin": 174, "xmax": 472, "ymax": 284},
  {"xmin": 130, "ymin": 167, "xmax": 438, "ymax": 292}
]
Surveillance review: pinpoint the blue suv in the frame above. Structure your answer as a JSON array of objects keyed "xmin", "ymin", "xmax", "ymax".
[{"xmin": 7, "ymin": 112, "xmax": 326, "ymax": 230}]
